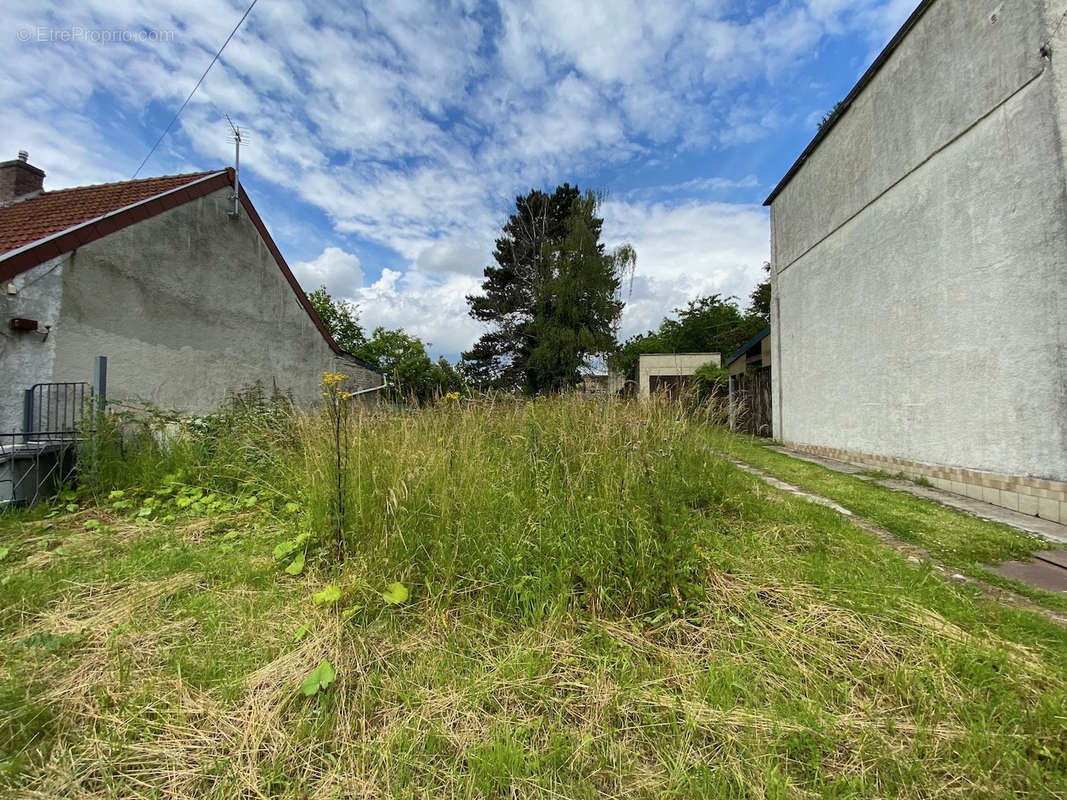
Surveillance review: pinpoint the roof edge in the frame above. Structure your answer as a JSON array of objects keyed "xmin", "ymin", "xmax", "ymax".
[
  {"xmin": 0, "ymin": 171, "xmax": 229, "ymax": 280},
  {"xmin": 0, "ymin": 167, "xmax": 374, "ymax": 368},
  {"xmin": 726, "ymin": 324, "xmax": 771, "ymax": 367},
  {"xmin": 235, "ymin": 186, "xmax": 381, "ymax": 367},
  {"xmin": 763, "ymin": 0, "xmax": 937, "ymax": 207},
  {"xmin": 336, "ymin": 350, "xmax": 385, "ymax": 375}
]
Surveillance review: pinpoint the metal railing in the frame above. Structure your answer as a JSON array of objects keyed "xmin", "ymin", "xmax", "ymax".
[
  {"xmin": 1, "ymin": 381, "xmax": 94, "ymax": 508},
  {"xmin": 0, "ymin": 432, "xmax": 81, "ymax": 507},
  {"xmin": 22, "ymin": 382, "xmax": 91, "ymax": 441}
]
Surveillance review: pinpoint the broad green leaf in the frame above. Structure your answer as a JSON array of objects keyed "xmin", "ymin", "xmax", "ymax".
[
  {"xmin": 83, "ymin": 520, "xmax": 101, "ymax": 530},
  {"xmin": 0, "ymin": 546, "xmax": 9, "ymax": 561},
  {"xmin": 136, "ymin": 507, "xmax": 154, "ymax": 518},
  {"xmin": 294, "ymin": 624, "xmax": 310, "ymax": 642},
  {"xmin": 313, "ymin": 584, "xmax": 341, "ymax": 606},
  {"xmin": 273, "ymin": 539, "xmax": 300, "ymax": 561},
  {"xmin": 108, "ymin": 490, "xmax": 125, "ymax": 500},
  {"xmin": 285, "ymin": 551, "xmax": 305, "ymax": 575},
  {"xmin": 65, "ymin": 503, "xmax": 79, "ymax": 513},
  {"xmin": 175, "ymin": 496, "xmax": 194, "ymax": 508},
  {"xmin": 284, "ymin": 502, "xmax": 301, "ymax": 514},
  {"xmin": 244, "ymin": 496, "xmax": 258, "ymax": 507},
  {"xmin": 382, "ymin": 582, "xmax": 409, "ymax": 605},
  {"xmin": 299, "ymin": 659, "xmax": 336, "ymax": 695},
  {"xmin": 21, "ymin": 631, "xmax": 83, "ymax": 652},
  {"xmin": 273, "ymin": 533, "xmax": 309, "ymax": 561}
]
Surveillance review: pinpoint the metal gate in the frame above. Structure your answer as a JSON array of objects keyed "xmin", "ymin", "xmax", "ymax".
[{"xmin": 23, "ymin": 382, "xmax": 91, "ymax": 440}]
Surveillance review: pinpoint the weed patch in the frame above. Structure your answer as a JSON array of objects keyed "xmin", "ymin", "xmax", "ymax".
[{"xmin": 1, "ymin": 397, "xmax": 1065, "ymax": 797}]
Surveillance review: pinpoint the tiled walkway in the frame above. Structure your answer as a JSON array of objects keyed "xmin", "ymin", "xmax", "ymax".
[
  {"xmin": 766, "ymin": 447, "xmax": 1067, "ymax": 545},
  {"xmin": 723, "ymin": 452, "xmax": 1067, "ymax": 626},
  {"xmin": 763, "ymin": 446, "xmax": 1067, "ymax": 596}
]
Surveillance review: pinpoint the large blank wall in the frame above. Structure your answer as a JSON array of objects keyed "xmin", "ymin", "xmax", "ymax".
[{"xmin": 770, "ymin": 0, "xmax": 1067, "ymax": 481}]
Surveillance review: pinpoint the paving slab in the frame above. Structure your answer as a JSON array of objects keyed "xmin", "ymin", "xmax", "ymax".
[
  {"xmin": 1035, "ymin": 550, "xmax": 1067, "ymax": 570},
  {"xmin": 767, "ymin": 446, "xmax": 1067, "ymax": 546},
  {"xmin": 992, "ymin": 560, "xmax": 1067, "ymax": 594},
  {"xmin": 719, "ymin": 451, "xmax": 1067, "ymax": 627}
]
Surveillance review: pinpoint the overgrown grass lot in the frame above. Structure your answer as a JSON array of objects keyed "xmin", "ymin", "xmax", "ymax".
[{"xmin": 1, "ymin": 395, "xmax": 1065, "ymax": 798}]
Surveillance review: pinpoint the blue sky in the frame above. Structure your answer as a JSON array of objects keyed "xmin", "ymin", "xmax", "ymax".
[{"xmin": 4, "ymin": 0, "xmax": 916, "ymax": 360}]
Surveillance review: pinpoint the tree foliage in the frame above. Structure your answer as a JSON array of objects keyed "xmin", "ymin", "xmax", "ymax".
[
  {"xmin": 360, "ymin": 327, "xmax": 458, "ymax": 403},
  {"xmin": 747, "ymin": 262, "xmax": 771, "ymax": 322},
  {"xmin": 611, "ymin": 294, "xmax": 766, "ymax": 382},
  {"xmin": 307, "ymin": 286, "xmax": 367, "ymax": 354},
  {"xmin": 308, "ymin": 286, "xmax": 462, "ymax": 403},
  {"xmin": 463, "ymin": 185, "xmax": 635, "ymax": 393}
]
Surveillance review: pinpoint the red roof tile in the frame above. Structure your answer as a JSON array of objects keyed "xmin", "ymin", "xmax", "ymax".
[{"xmin": 0, "ymin": 171, "xmax": 220, "ymax": 256}]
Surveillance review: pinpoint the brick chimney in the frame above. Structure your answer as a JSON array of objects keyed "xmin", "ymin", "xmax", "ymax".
[{"xmin": 0, "ymin": 151, "xmax": 45, "ymax": 205}]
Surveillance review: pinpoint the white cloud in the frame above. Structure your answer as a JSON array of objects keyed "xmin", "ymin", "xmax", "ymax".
[
  {"xmin": 291, "ymin": 246, "xmax": 363, "ymax": 298},
  {"xmin": 416, "ymin": 239, "xmax": 488, "ymax": 276},
  {"xmin": 353, "ymin": 269, "xmax": 486, "ymax": 358},
  {"xmin": 601, "ymin": 198, "xmax": 770, "ymax": 339},
  {"xmin": 2, "ymin": 0, "xmax": 907, "ymax": 358}
]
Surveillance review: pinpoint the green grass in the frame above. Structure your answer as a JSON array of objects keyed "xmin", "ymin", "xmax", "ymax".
[
  {"xmin": 1, "ymin": 396, "xmax": 1065, "ymax": 798},
  {"xmin": 706, "ymin": 431, "xmax": 1067, "ymax": 613},
  {"xmin": 707, "ymin": 430, "xmax": 1050, "ymax": 566}
]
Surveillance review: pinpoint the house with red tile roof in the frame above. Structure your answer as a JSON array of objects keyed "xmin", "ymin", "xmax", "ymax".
[{"xmin": 0, "ymin": 152, "xmax": 381, "ymax": 436}]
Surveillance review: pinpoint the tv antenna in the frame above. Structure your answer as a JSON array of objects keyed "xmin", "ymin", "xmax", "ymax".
[{"xmin": 226, "ymin": 115, "xmax": 245, "ymax": 218}]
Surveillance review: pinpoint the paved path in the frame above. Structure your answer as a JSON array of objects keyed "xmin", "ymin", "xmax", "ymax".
[
  {"xmin": 722, "ymin": 454, "xmax": 1067, "ymax": 627},
  {"xmin": 766, "ymin": 446, "xmax": 1067, "ymax": 545}
]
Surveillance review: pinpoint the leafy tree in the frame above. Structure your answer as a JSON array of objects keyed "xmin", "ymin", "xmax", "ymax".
[
  {"xmin": 360, "ymin": 327, "xmax": 440, "ymax": 403},
  {"xmin": 434, "ymin": 356, "xmax": 464, "ymax": 395},
  {"xmin": 463, "ymin": 185, "xmax": 635, "ymax": 393},
  {"xmin": 308, "ymin": 286, "xmax": 463, "ymax": 403},
  {"xmin": 747, "ymin": 262, "xmax": 771, "ymax": 322},
  {"xmin": 612, "ymin": 294, "xmax": 765, "ymax": 382},
  {"xmin": 307, "ymin": 286, "xmax": 367, "ymax": 354}
]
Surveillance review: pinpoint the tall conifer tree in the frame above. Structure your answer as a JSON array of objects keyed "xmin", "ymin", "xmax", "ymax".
[{"xmin": 463, "ymin": 186, "xmax": 634, "ymax": 392}]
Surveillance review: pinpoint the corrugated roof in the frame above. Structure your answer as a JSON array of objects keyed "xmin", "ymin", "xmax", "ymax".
[{"xmin": 0, "ymin": 171, "xmax": 218, "ymax": 255}]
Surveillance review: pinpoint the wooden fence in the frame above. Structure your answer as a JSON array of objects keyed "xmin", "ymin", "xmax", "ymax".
[{"xmin": 730, "ymin": 368, "xmax": 772, "ymax": 437}]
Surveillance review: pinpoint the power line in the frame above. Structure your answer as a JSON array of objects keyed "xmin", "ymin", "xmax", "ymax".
[{"xmin": 131, "ymin": 0, "xmax": 260, "ymax": 179}]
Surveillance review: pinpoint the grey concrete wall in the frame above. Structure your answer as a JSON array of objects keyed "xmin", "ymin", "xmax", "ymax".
[
  {"xmin": 41, "ymin": 187, "xmax": 378, "ymax": 417},
  {"xmin": 334, "ymin": 354, "xmax": 384, "ymax": 402},
  {"xmin": 0, "ymin": 256, "xmax": 65, "ymax": 434},
  {"xmin": 638, "ymin": 353, "xmax": 720, "ymax": 398},
  {"xmin": 770, "ymin": 0, "xmax": 1067, "ymax": 482}
]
